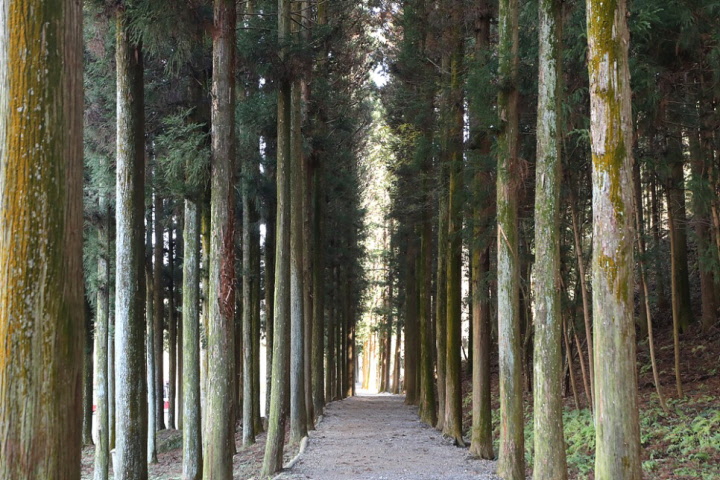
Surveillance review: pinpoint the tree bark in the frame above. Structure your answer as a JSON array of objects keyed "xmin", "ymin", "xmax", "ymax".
[
  {"xmin": 261, "ymin": 0, "xmax": 292, "ymax": 470},
  {"xmin": 169, "ymin": 225, "xmax": 177, "ymax": 429},
  {"xmin": 403, "ymin": 236, "xmax": 420, "ymax": 405},
  {"xmin": 532, "ymin": 0, "xmax": 567, "ymax": 476},
  {"xmin": 586, "ymin": 0, "xmax": 642, "ymax": 476},
  {"xmin": 0, "ymin": 0, "xmax": 84, "ymax": 476},
  {"xmin": 182, "ymin": 200, "xmax": 202, "ymax": 480},
  {"xmin": 497, "ymin": 0, "xmax": 524, "ymax": 476},
  {"xmin": 203, "ymin": 0, "xmax": 237, "ymax": 475},
  {"xmin": 154, "ymin": 194, "xmax": 165, "ymax": 431},
  {"xmin": 83, "ymin": 304, "xmax": 95, "ymax": 446},
  {"xmin": 468, "ymin": 0, "xmax": 494, "ymax": 460},
  {"xmin": 442, "ymin": 1, "xmax": 465, "ymax": 443},
  {"xmin": 290, "ymin": 17, "xmax": 308, "ymax": 440},
  {"xmin": 95, "ymin": 186, "xmax": 111, "ymax": 480},
  {"xmin": 114, "ymin": 6, "xmax": 148, "ymax": 478}
]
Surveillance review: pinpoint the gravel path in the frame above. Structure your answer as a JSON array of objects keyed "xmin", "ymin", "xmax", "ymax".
[{"xmin": 276, "ymin": 393, "xmax": 499, "ymax": 480}]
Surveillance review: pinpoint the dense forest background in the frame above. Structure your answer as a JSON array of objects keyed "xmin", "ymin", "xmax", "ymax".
[{"xmin": 0, "ymin": 0, "xmax": 719, "ymax": 479}]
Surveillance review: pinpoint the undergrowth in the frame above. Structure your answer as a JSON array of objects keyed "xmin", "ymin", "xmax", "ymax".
[{"xmin": 481, "ymin": 394, "xmax": 719, "ymax": 479}]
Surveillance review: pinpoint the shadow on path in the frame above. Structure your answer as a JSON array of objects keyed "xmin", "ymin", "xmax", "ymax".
[{"xmin": 276, "ymin": 393, "xmax": 498, "ymax": 479}]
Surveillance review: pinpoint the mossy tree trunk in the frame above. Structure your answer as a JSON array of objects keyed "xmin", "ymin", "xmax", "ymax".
[
  {"xmin": 0, "ymin": 0, "xmax": 83, "ymax": 476},
  {"xmin": 203, "ymin": 0, "xmax": 237, "ymax": 475},
  {"xmin": 262, "ymin": 0, "xmax": 292, "ymax": 471},
  {"xmin": 532, "ymin": 0, "xmax": 567, "ymax": 477},
  {"xmin": 496, "ymin": 0, "xmax": 524, "ymax": 476},
  {"xmin": 114, "ymin": 6, "xmax": 148, "ymax": 478},
  {"xmin": 182, "ymin": 200, "xmax": 202, "ymax": 480},
  {"xmin": 586, "ymin": 0, "xmax": 642, "ymax": 477}
]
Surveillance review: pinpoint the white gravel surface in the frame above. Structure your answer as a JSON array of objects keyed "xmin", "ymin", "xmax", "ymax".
[{"xmin": 276, "ymin": 393, "xmax": 499, "ymax": 480}]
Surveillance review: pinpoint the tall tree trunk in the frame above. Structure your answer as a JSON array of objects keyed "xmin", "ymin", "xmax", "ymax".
[
  {"xmin": 146, "ymin": 264, "xmax": 158, "ymax": 464},
  {"xmin": 264, "ymin": 163, "xmax": 277, "ymax": 423},
  {"xmin": 0, "ymin": 0, "xmax": 84, "ymax": 476},
  {"xmin": 114, "ymin": 7, "xmax": 148, "ymax": 478},
  {"xmin": 327, "ymin": 269, "xmax": 336, "ymax": 401},
  {"xmin": 665, "ymin": 129, "xmax": 694, "ymax": 334},
  {"xmin": 168, "ymin": 225, "xmax": 177, "ymax": 429},
  {"xmin": 497, "ymin": 0, "xmax": 524, "ymax": 476},
  {"xmin": 586, "ymin": 0, "xmax": 642, "ymax": 477},
  {"xmin": 435, "ymin": 179, "xmax": 448, "ymax": 430},
  {"xmin": 109, "ymin": 283, "xmax": 116, "ymax": 451},
  {"xmin": 532, "ymin": 0, "xmax": 567, "ymax": 477},
  {"xmin": 242, "ymin": 135, "xmax": 256, "ymax": 447},
  {"xmin": 182, "ymin": 200, "xmax": 202, "ymax": 480},
  {"xmin": 403, "ymin": 236, "xmax": 420, "ymax": 405},
  {"xmin": 154, "ymin": 194, "xmax": 165, "ymax": 431},
  {"xmin": 203, "ymin": 0, "xmax": 237, "ymax": 475},
  {"xmin": 95, "ymin": 187, "xmax": 111, "ymax": 480},
  {"xmin": 442, "ymin": 0, "xmax": 465, "ymax": 444},
  {"xmin": 83, "ymin": 302, "xmax": 95, "ymax": 446},
  {"xmin": 690, "ymin": 128, "xmax": 717, "ymax": 331},
  {"xmin": 290, "ymin": 9, "xmax": 308, "ymax": 440},
  {"xmin": 262, "ymin": 0, "xmax": 292, "ymax": 470},
  {"xmin": 312, "ymin": 161, "xmax": 326, "ymax": 416},
  {"xmin": 468, "ymin": 0, "xmax": 494, "ymax": 460},
  {"xmin": 176, "ymin": 220, "xmax": 184, "ymax": 432}
]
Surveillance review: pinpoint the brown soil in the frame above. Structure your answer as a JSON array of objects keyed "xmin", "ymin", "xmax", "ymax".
[{"xmin": 277, "ymin": 394, "xmax": 498, "ymax": 480}]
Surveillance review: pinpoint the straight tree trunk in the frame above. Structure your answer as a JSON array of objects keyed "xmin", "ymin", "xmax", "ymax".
[
  {"xmin": 435, "ymin": 181, "xmax": 448, "ymax": 430},
  {"xmin": 665, "ymin": 130, "xmax": 693, "ymax": 333},
  {"xmin": 327, "ymin": 269, "xmax": 336, "ymax": 401},
  {"xmin": 468, "ymin": 0, "xmax": 494, "ymax": 460},
  {"xmin": 242, "ymin": 135, "xmax": 256, "ymax": 447},
  {"xmin": 586, "ymin": 0, "xmax": 642, "ymax": 477},
  {"xmin": 312, "ymin": 162, "xmax": 326, "ymax": 416},
  {"xmin": 264, "ymin": 162, "xmax": 277, "ymax": 423},
  {"xmin": 532, "ymin": 0, "xmax": 567, "ymax": 476},
  {"xmin": 404, "ymin": 237, "xmax": 420, "ymax": 405},
  {"xmin": 114, "ymin": 7, "xmax": 148, "ymax": 478},
  {"xmin": 95, "ymin": 188, "xmax": 111, "ymax": 480},
  {"xmin": 0, "ymin": 0, "xmax": 84, "ymax": 476},
  {"xmin": 690, "ymin": 129, "xmax": 717, "ymax": 331},
  {"xmin": 290, "ymin": 17, "xmax": 308, "ymax": 440},
  {"xmin": 109, "ymin": 286, "xmax": 116, "ymax": 451},
  {"xmin": 442, "ymin": 1, "xmax": 465, "ymax": 444},
  {"xmin": 183, "ymin": 200, "xmax": 202, "ymax": 480},
  {"xmin": 146, "ymin": 265, "xmax": 158, "ymax": 464},
  {"xmin": 497, "ymin": 0, "xmax": 524, "ymax": 476},
  {"xmin": 203, "ymin": 0, "xmax": 237, "ymax": 475},
  {"xmin": 83, "ymin": 305, "xmax": 95, "ymax": 446},
  {"xmin": 154, "ymin": 194, "xmax": 165, "ymax": 431},
  {"xmin": 168, "ymin": 226, "xmax": 177, "ymax": 429},
  {"xmin": 261, "ymin": 0, "xmax": 292, "ymax": 470}
]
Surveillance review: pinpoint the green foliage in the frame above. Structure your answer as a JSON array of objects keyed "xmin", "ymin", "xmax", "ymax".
[{"xmin": 155, "ymin": 109, "xmax": 210, "ymax": 200}]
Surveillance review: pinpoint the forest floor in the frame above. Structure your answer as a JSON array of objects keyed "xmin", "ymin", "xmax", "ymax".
[
  {"xmin": 276, "ymin": 393, "xmax": 498, "ymax": 480},
  {"xmin": 81, "ymin": 322, "xmax": 719, "ymax": 479},
  {"xmin": 459, "ymin": 321, "xmax": 720, "ymax": 479}
]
